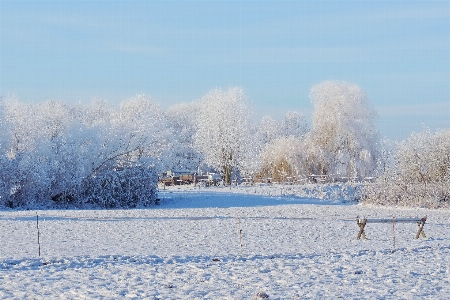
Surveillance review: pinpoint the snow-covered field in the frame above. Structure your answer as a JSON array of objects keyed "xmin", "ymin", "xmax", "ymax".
[{"xmin": 1, "ymin": 186, "xmax": 449, "ymax": 299}]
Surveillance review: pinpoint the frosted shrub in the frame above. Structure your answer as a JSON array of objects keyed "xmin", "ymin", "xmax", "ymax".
[
  {"xmin": 247, "ymin": 182, "xmax": 363, "ymax": 202},
  {"xmin": 396, "ymin": 128, "xmax": 450, "ymax": 183},
  {"xmin": 76, "ymin": 166, "xmax": 158, "ymax": 208},
  {"xmin": 363, "ymin": 128, "xmax": 450, "ymax": 208},
  {"xmin": 0, "ymin": 96, "xmax": 162, "ymax": 209},
  {"xmin": 363, "ymin": 180, "xmax": 449, "ymax": 208}
]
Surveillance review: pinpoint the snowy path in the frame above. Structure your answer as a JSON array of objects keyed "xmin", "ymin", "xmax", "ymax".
[{"xmin": 1, "ymin": 189, "xmax": 449, "ymax": 299}]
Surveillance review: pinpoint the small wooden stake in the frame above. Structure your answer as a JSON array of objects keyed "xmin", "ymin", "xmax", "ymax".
[
  {"xmin": 36, "ymin": 214, "xmax": 41, "ymax": 257},
  {"xmin": 392, "ymin": 216, "xmax": 396, "ymax": 251},
  {"xmin": 238, "ymin": 218, "xmax": 243, "ymax": 255}
]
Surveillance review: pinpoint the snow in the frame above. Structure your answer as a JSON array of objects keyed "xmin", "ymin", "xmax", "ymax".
[{"xmin": 1, "ymin": 186, "xmax": 449, "ymax": 299}]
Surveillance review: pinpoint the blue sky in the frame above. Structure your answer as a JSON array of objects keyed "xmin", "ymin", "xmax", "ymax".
[{"xmin": 1, "ymin": 0, "xmax": 449, "ymax": 140}]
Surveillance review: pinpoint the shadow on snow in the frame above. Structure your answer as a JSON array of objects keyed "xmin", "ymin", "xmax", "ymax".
[{"xmin": 157, "ymin": 190, "xmax": 349, "ymax": 209}]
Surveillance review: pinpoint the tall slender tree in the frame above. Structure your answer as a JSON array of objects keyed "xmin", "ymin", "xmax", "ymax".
[{"xmin": 194, "ymin": 87, "xmax": 252, "ymax": 185}]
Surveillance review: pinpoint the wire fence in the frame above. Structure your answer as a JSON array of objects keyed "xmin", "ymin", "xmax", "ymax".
[{"xmin": 1, "ymin": 213, "xmax": 447, "ymax": 260}]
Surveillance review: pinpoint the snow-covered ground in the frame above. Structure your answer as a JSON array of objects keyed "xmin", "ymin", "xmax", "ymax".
[{"xmin": 1, "ymin": 185, "xmax": 449, "ymax": 299}]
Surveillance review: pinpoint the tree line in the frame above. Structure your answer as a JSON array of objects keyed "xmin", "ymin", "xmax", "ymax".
[{"xmin": 0, "ymin": 80, "xmax": 448, "ymax": 208}]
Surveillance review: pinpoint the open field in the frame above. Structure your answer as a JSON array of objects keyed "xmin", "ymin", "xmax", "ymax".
[{"xmin": 1, "ymin": 188, "xmax": 449, "ymax": 299}]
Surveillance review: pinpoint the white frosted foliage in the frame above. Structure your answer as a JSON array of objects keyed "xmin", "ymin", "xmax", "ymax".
[
  {"xmin": 194, "ymin": 87, "xmax": 253, "ymax": 184},
  {"xmin": 307, "ymin": 80, "xmax": 379, "ymax": 178}
]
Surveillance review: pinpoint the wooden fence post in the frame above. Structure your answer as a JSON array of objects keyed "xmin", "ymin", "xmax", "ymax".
[
  {"xmin": 415, "ymin": 217, "xmax": 427, "ymax": 239},
  {"xmin": 357, "ymin": 216, "xmax": 427, "ymax": 241},
  {"xmin": 392, "ymin": 216, "xmax": 396, "ymax": 251},
  {"xmin": 238, "ymin": 218, "xmax": 243, "ymax": 255},
  {"xmin": 36, "ymin": 214, "xmax": 41, "ymax": 257},
  {"xmin": 356, "ymin": 217, "xmax": 367, "ymax": 240}
]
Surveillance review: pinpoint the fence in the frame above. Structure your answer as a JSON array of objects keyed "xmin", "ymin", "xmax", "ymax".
[{"xmin": 0, "ymin": 213, "xmax": 438, "ymax": 259}]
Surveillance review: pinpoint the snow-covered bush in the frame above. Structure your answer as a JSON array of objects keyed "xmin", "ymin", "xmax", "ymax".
[
  {"xmin": 238, "ymin": 182, "xmax": 363, "ymax": 203},
  {"xmin": 0, "ymin": 96, "xmax": 161, "ymax": 209},
  {"xmin": 395, "ymin": 128, "xmax": 450, "ymax": 183},
  {"xmin": 70, "ymin": 166, "xmax": 158, "ymax": 208},
  {"xmin": 363, "ymin": 128, "xmax": 450, "ymax": 208}
]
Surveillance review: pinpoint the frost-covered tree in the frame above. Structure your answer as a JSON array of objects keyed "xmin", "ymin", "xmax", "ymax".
[
  {"xmin": 165, "ymin": 101, "xmax": 202, "ymax": 172},
  {"xmin": 0, "ymin": 97, "xmax": 15, "ymax": 203},
  {"xmin": 239, "ymin": 121, "xmax": 264, "ymax": 179},
  {"xmin": 0, "ymin": 98, "xmax": 78, "ymax": 206},
  {"xmin": 108, "ymin": 94, "xmax": 168, "ymax": 170},
  {"xmin": 257, "ymin": 115, "xmax": 281, "ymax": 146},
  {"xmin": 73, "ymin": 98, "xmax": 110, "ymax": 127},
  {"xmin": 258, "ymin": 136, "xmax": 305, "ymax": 182},
  {"xmin": 280, "ymin": 111, "xmax": 308, "ymax": 138},
  {"xmin": 306, "ymin": 80, "xmax": 379, "ymax": 178},
  {"xmin": 194, "ymin": 87, "xmax": 253, "ymax": 185},
  {"xmin": 253, "ymin": 111, "xmax": 309, "ymax": 182},
  {"xmin": 256, "ymin": 111, "xmax": 308, "ymax": 147}
]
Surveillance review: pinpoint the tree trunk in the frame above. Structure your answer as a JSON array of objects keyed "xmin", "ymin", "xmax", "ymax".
[
  {"xmin": 222, "ymin": 150, "xmax": 233, "ymax": 185},
  {"xmin": 223, "ymin": 164, "xmax": 232, "ymax": 185}
]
